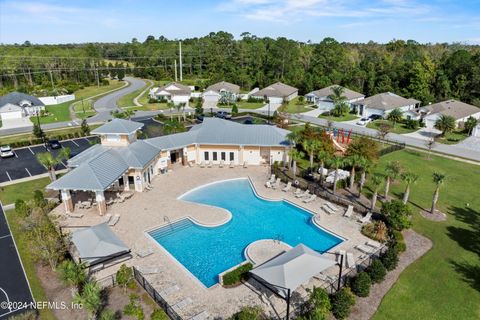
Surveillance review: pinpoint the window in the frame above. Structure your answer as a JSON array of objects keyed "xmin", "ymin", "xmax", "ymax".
[
  {"xmin": 221, "ymin": 152, "xmax": 226, "ymax": 161},
  {"xmin": 204, "ymin": 152, "xmax": 209, "ymax": 161},
  {"xmin": 213, "ymin": 152, "xmax": 218, "ymax": 161},
  {"xmin": 229, "ymin": 152, "xmax": 234, "ymax": 161}
]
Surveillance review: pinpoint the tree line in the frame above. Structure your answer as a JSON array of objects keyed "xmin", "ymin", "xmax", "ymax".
[{"xmin": 1, "ymin": 32, "xmax": 480, "ymax": 106}]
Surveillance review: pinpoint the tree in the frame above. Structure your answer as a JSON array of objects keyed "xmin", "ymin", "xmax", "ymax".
[
  {"xmin": 357, "ymin": 157, "xmax": 371, "ymax": 196},
  {"xmin": 32, "ymin": 122, "xmax": 45, "ymax": 139},
  {"xmin": 36, "ymin": 153, "xmax": 59, "ymax": 181},
  {"xmin": 162, "ymin": 119, "xmax": 186, "ymax": 134},
  {"xmin": 123, "ymin": 294, "xmax": 145, "ymax": 320},
  {"xmin": 73, "ymin": 281, "xmax": 102, "ymax": 320},
  {"xmin": 303, "ymin": 139, "xmax": 321, "ymax": 168},
  {"xmin": 81, "ymin": 118, "xmax": 91, "ymax": 136},
  {"xmin": 306, "ymin": 287, "xmax": 331, "ymax": 319},
  {"xmin": 329, "ymin": 86, "xmax": 349, "ymax": 117},
  {"xmin": 328, "ymin": 156, "xmax": 345, "ymax": 194},
  {"xmin": 377, "ymin": 123, "xmax": 391, "ymax": 140},
  {"xmin": 231, "ymin": 103, "xmax": 239, "ymax": 115},
  {"xmin": 425, "ymin": 138, "xmax": 435, "ymax": 160},
  {"xmin": 347, "ymin": 154, "xmax": 364, "ymax": 190},
  {"xmin": 464, "ymin": 116, "xmax": 478, "ymax": 135},
  {"xmin": 194, "ymin": 99, "xmax": 204, "ymax": 116},
  {"xmin": 431, "ymin": 172, "xmax": 446, "ymax": 214},
  {"xmin": 367, "ymin": 259, "xmax": 387, "ymax": 283},
  {"xmin": 351, "ymin": 271, "xmax": 372, "ymax": 297},
  {"xmin": 386, "ymin": 108, "xmax": 403, "ymax": 127},
  {"xmin": 434, "ymin": 114, "xmax": 456, "ymax": 136},
  {"xmin": 317, "ymin": 150, "xmax": 330, "ymax": 185},
  {"xmin": 345, "ymin": 136, "xmax": 379, "ymax": 163},
  {"xmin": 401, "ymin": 171, "xmax": 419, "ymax": 204},
  {"xmin": 331, "ymin": 288, "xmax": 355, "ymax": 320},
  {"xmin": 370, "ymin": 174, "xmax": 383, "ymax": 211},
  {"xmin": 116, "ymin": 264, "xmax": 134, "ymax": 293},
  {"xmin": 384, "ymin": 161, "xmax": 402, "ymax": 199},
  {"xmin": 58, "ymin": 260, "xmax": 87, "ymax": 292},
  {"xmin": 381, "ymin": 200, "xmax": 412, "ymax": 230},
  {"xmin": 289, "ymin": 149, "xmax": 304, "ymax": 177}
]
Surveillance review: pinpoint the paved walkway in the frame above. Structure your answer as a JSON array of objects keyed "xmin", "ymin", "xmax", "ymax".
[
  {"xmin": 457, "ymin": 136, "xmax": 480, "ymax": 152},
  {"xmin": 403, "ymin": 128, "xmax": 441, "ymax": 141}
]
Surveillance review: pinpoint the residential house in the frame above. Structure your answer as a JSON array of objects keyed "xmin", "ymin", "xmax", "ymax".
[
  {"xmin": 305, "ymin": 85, "xmax": 365, "ymax": 113},
  {"xmin": 202, "ymin": 81, "xmax": 240, "ymax": 107},
  {"xmin": 421, "ymin": 100, "xmax": 480, "ymax": 129},
  {"xmin": 0, "ymin": 92, "xmax": 45, "ymax": 121},
  {"xmin": 357, "ymin": 92, "xmax": 420, "ymax": 119},
  {"xmin": 251, "ymin": 82, "xmax": 298, "ymax": 104},
  {"xmin": 149, "ymin": 82, "xmax": 191, "ymax": 106},
  {"xmin": 472, "ymin": 124, "xmax": 480, "ymax": 137}
]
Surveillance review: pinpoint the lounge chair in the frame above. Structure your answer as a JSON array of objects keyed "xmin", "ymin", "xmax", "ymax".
[
  {"xmin": 346, "ymin": 252, "xmax": 356, "ymax": 268},
  {"xmin": 229, "ymin": 161, "xmax": 235, "ymax": 168},
  {"xmin": 103, "ymin": 214, "xmax": 112, "ymax": 223},
  {"xmin": 160, "ymin": 284, "xmax": 179, "ymax": 296},
  {"xmin": 336, "ymin": 250, "xmax": 346, "ymax": 265},
  {"xmin": 272, "ymin": 178, "xmax": 281, "ymax": 189},
  {"xmin": 173, "ymin": 297, "xmax": 193, "ymax": 310},
  {"xmin": 366, "ymin": 240, "xmax": 381, "ymax": 249},
  {"xmin": 243, "ymin": 161, "xmax": 248, "ymax": 168},
  {"xmin": 321, "ymin": 205, "xmax": 336, "ymax": 215},
  {"xmin": 357, "ymin": 212, "xmax": 372, "ymax": 224},
  {"xmin": 188, "ymin": 161, "xmax": 194, "ymax": 167},
  {"xmin": 303, "ymin": 194, "xmax": 317, "ymax": 203},
  {"xmin": 219, "ymin": 160, "xmax": 224, "ymax": 168},
  {"xmin": 135, "ymin": 247, "xmax": 154, "ymax": 258},
  {"xmin": 293, "ymin": 188, "xmax": 302, "ymax": 196},
  {"xmin": 108, "ymin": 214, "xmax": 120, "ymax": 226},
  {"xmin": 355, "ymin": 244, "xmax": 374, "ymax": 254},
  {"xmin": 325, "ymin": 202, "xmax": 338, "ymax": 211},
  {"xmin": 67, "ymin": 212, "xmax": 84, "ymax": 218},
  {"xmin": 268, "ymin": 174, "xmax": 276, "ymax": 183},
  {"xmin": 136, "ymin": 266, "xmax": 161, "ymax": 275},
  {"xmin": 344, "ymin": 205, "xmax": 353, "ymax": 218},
  {"xmin": 106, "ymin": 199, "xmax": 114, "ymax": 206},
  {"xmin": 207, "ymin": 160, "xmax": 213, "ymax": 168},
  {"xmin": 282, "ymin": 181, "xmax": 292, "ymax": 192},
  {"xmin": 314, "ymin": 273, "xmax": 333, "ymax": 282},
  {"xmin": 296, "ymin": 190, "xmax": 309, "ymax": 198},
  {"xmin": 200, "ymin": 161, "xmax": 206, "ymax": 168},
  {"xmin": 265, "ymin": 181, "xmax": 272, "ymax": 188},
  {"xmin": 190, "ymin": 311, "xmax": 209, "ymax": 320}
]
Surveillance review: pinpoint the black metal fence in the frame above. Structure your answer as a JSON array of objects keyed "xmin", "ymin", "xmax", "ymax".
[{"xmin": 132, "ymin": 266, "xmax": 184, "ymax": 320}]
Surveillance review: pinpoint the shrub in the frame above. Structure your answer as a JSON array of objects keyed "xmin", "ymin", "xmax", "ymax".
[
  {"xmin": 150, "ymin": 309, "xmax": 169, "ymax": 320},
  {"xmin": 361, "ymin": 221, "xmax": 389, "ymax": 243},
  {"xmin": 231, "ymin": 103, "xmax": 239, "ymax": 115},
  {"xmin": 222, "ymin": 263, "xmax": 252, "ymax": 286},
  {"xmin": 381, "ymin": 200, "xmax": 412, "ymax": 231},
  {"xmin": 15, "ymin": 199, "xmax": 30, "ymax": 217},
  {"xmin": 367, "ymin": 259, "xmax": 387, "ymax": 283},
  {"xmin": 33, "ymin": 190, "xmax": 47, "ymax": 208},
  {"xmin": 306, "ymin": 287, "xmax": 331, "ymax": 319},
  {"xmin": 98, "ymin": 309, "xmax": 116, "ymax": 320},
  {"xmin": 227, "ymin": 306, "xmax": 265, "ymax": 320},
  {"xmin": 404, "ymin": 119, "xmax": 419, "ymax": 130},
  {"xmin": 392, "ymin": 230, "xmax": 406, "ymax": 253},
  {"xmin": 123, "ymin": 294, "xmax": 144, "ymax": 320},
  {"xmin": 331, "ymin": 287, "xmax": 355, "ymax": 320},
  {"xmin": 116, "ymin": 264, "xmax": 134, "ymax": 292},
  {"xmin": 381, "ymin": 247, "xmax": 399, "ymax": 271},
  {"xmin": 351, "ymin": 272, "xmax": 372, "ymax": 297}
]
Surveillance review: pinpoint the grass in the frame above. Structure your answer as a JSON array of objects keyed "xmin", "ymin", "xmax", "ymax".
[
  {"xmin": 117, "ymin": 80, "xmax": 151, "ymax": 108},
  {"xmin": 367, "ymin": 120, "xmax": 417, "ymax": 134},
  {"xmin": 318, "ymin": 113, "xmax": 359, "ymax": 122},
  {"xmin": 366, "ymin": 149, "xmax": 480, "ymax": 319},
  {"xmin": 0, "ymin": 177, "xmax": 52, "ymax": 204},
  {"xmin": 4, "ymin": 209, "xmax": 56, "ymax": 320},
  {"xmin": 435, "ymin": 130, "xmax": 469, "ymax": 145},
  {"xmin": 230, "ymin": 101, "xmax": 264, "ymax": 110},
  {"xmin": 278, "ymin": 97, "xmax": 314, "ymax": 113}
]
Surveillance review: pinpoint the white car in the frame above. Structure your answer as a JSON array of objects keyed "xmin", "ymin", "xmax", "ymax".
[
  {"xmin": 356, "ymin": 117, "xmax": 372, "ymax": 126},
  {"xmin": 0, "ymin": 145, "xmax": 15, "ymax": 158}
]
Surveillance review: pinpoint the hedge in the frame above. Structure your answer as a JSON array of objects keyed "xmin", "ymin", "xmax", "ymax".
[
  {"xmin": 381, "ymin": 247, "xmax": 399, "ymax": 271},
  {"xmin": 222, "ymin": 263, "xmax": 253, "ymax": 286},
  {"xmin": 331, "ymin": 287, "xmax": 356, "ymax": 320},
  {"xmin": 392, "ymin": 230, "xmax": 406, "ymax": 253},
  {"xmin": 367, "ymin": 259, "xmax": 387, "ymax": 283},
  {"xmin": 351, "ymin": 272, "xmax": 372, "ymax": 297}
]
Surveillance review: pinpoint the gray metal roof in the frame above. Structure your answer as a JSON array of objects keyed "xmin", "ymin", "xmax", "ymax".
[
  {"xmin": 423, "ymin": 99, "xmax": 480, "ymax": 120},
  {"xmin": 71, "ymin": 223, "xmax": 129, "ymax": 265},
  {"xmin": 357, "ymin": 92, "xmax": 420, "ymax": 111},
  {"xmin": 91, "ymin": 118, "xmax": 144, "ymax": 135},
  {"xmin": 0, "ymin": 92, "xmax": 45, "ymax": 108},
  {"xmin": 253, "ymin": 82, "xmax": 298, "ymax": 98},
  {"xmin": 306, "ymin": 85, "xmax": 364, "ymax": 101},
  {"xmin": 206, "ymin": 81, "xmax": 240, "ymax": 94},
  {"xmin": 250, "ymin": 244, "xmax": 336, "ymax": 298}
]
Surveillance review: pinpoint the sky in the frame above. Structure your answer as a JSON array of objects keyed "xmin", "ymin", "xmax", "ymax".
[{"xmin": 1, "ymin": 0, "xmax": 480, "ymax": 44}]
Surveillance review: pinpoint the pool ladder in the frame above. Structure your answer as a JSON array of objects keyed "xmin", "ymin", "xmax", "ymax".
[
  {"xmin": 164, "ymin": 215, "xmax": 173, "ymax": 229},
  {"xmin": 274, "ymin": 234, "xmax": 284, "ymax": 244}
]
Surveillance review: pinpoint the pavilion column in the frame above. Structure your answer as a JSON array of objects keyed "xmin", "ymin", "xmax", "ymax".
[
  {"xmin": 239, "ymin": 146, "xmax": 244, "ymax": 164},
  {"xmin": 95, "ymin": 191, "xmax": 107, "ymax": 216},
  {"xmin": 182, "ymin": 147, "xmax": 187, "ymax": 166},
  {"xmin": 123, "ymin": 173, "xmax": 130, "ymax": 191},
  {"xmin": 61, "ymin": 190, "xmax": 73, "ymax": 213},
  {"xmin": 195, "ymin": 144, "xmax": 200, "ymax": 164}
]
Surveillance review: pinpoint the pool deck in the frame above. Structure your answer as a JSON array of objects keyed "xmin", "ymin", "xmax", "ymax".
[{"xmin": 53, "ymin": 165, "xmax": 374, "ymax": 319}]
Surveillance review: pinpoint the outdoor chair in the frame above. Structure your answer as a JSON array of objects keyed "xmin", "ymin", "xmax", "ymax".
[
  {"xmin": 207, "ymin": 160, "xmax": 213, "ymax": 168},
  {"xmin": 108, "ymin": 214, "xmax": 120, "ymax": 226},
  {"xmin": 268, "ymin": 174, "xmax": 276, "ymax": 183},
  {"xmin": 173, "ymin": 297, "xmax": 193, "ymax": 310},
  {"xmin": 366, "ymin": 240, "xmax": 381, "ymax": 249},
  {"xmin": 272, "ymin": 178, "xmax": 281, "ymax": 189},
  {"xmin": 135, "ymin": 247, "xmax": 154, "ymax": 258},
  {"xmin": 357, "ymin": 212, "xmax": 372, "ymax": 224},
  {"xmin": 321, "ymin": 204, "xmax": 336, "ymax": 215},
  {"xmin": 303, "ymin": 194, "xmax": 317, "ymax": 203},
  {"xmin": 355, "ymin": 244, "xmax": 374, "ymax": 254},
  {"xmin": 67, "ymin": 212, "xmax": 84, "ymax": 219},
  {"xmin": 325, "ymin": 202, "xmax": 339, "ymax": 211},
  {"xmin": 282, "ymin": 181, "xmax": 292, "ymax": 192},
  {"xmin": 136, "ymin": 265, "xmax": 161, "ymax": 275},
  {"xmin": 103, "ymin": 214, "xmax": 112, "ymax": 224},
  {"xmin": 265, "ymin": 181, "xmax": 272, "ymax": 188},
  {"xmin": 160, "ymin": 284, "xmax": 180, "ymax": 296},
  {"xmin": 296, "ymin": 190, "xmax": 309, "ymax": 198},
  {"xmin": 219, "ymin": 160, "xmax": 224, "ymax": 168},
  {"xmin": 229, "ymin": 161, "xmax": 235, "ymax": 168},
  {"xmin": 200, "ymin": 161, "xmax": 206, "ymax": 168},
  {"xmin": 191, "ymin": 311, "xmax": 209, "ymax": 320},
  {"xmin": 293, "ymin": 188, "xmax": 302, "ymax": 196},
  {"xmin": 344, "ymin": 205, "xmax": 353, "ymax": 218},
  {"xmin": 336, "ymin": 250, "xmax": 346, "ymax": 265},
  {"xmin": 243, "ymin": 161, "xmax": 248, "ymax": 168},
  {"xmin": 346, "ymin": 252, "xmax": 356, "ymax": 269}
]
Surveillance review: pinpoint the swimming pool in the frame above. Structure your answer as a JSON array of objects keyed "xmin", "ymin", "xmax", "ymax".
[{"xmin": 148, "ymin": 178, "xmax": 343, "ymax": 288}]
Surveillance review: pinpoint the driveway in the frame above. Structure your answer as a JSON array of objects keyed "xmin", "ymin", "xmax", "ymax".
[
  {"xmin": 403, "ymin": 128, "xmax": 441, "ymax": 141},
  {"xmin": 0, "ymin": 118, "xmax": 33, "ymax": 130},
  {"xmin": 457, "ymin": 136, "xmax": 480, "ymax": 152}
]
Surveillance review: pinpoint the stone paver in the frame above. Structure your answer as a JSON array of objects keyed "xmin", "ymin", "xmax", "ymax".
[{"xmin": 246, "ymin": 240, "xmax": 291, "ymax": 265}]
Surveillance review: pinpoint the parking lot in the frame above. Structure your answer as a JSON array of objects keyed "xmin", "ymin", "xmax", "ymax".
[{"xmin": 0, "ymin": 137, "xmax": 97, "ymax": 183}]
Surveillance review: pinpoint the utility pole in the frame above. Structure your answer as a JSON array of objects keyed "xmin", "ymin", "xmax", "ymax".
[
  {"xmin": 48, "ymin": 70, "xmax": 55, "ymax": 91},
  {"xmin": 174, "ymin": 60, "xmax": 178, "ymax": 82},
  {"xmin": 179, "ymin": 41, "xmax": 183, "ymax": 82}
]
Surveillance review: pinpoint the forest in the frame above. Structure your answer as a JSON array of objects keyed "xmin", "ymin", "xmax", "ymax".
[{"xmin": 1, "ymin": 31, "xmax": 479, "ymax": 106}]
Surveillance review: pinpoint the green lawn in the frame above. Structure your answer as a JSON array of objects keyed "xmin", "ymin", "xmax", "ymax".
[
  {"xmin": 367, "ymin": 150, "xmax": 480, "ymax": 319},
  {"xmin": 118, "ymin": 81, "xmax": 150, "ymax": 108},
  {"xmin": 0, "ymin": 125, "xmax": 101, "ymax": 146},
  {"xmin": 278, "ymin": 97, "xmax": 314, "ymax": 113},
  {"xmin": 435, "ymin": 130, "xmax": 469, "ymax": 145},
  {"xmin": 0, "ymin": 177, "xmax": 52, "ymax": 204},
  {"xmin": 232, "ymin": 101, "xmax": 265, "ymax": 110},
  {"xmin": 367, "ymin": 120, "xmax": 417, "ymax": 134},
  {"xmin": 318, "ymin": 113, "xmax": 359, "ymax": 122}
]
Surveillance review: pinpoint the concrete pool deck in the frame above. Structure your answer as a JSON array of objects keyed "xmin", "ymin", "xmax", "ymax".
[{"xmin": 53, "ymin": 165, "xmax": 374, "ymax": 319}]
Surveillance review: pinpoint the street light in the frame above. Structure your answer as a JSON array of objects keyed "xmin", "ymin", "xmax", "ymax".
[
  {"xmin": 35, "ymin": 113, "xmax": 47, "ymax": 150},
  {"xmin": 323, "ymin": 251, "xmax": 344, "ymax": 291},
  {"xmin": 264, "ymin": 94, "xmax": 270, "ymax": 124}
]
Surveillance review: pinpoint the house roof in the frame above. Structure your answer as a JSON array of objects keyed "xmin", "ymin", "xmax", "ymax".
[
  {"xmin": 0, "ymin": 92, "xmax": 45, "ymax": 109},
  {"xmin": 306, "ymin": 85, "xmax": 364, "ymax": 101},
  {"xmin": 358, "ymin": 92, "xmax": 420, "ymax": 111},
  {"xmin": 206, "ymin": 81, "xmax": 240, "ymax": 94},
  {"xmin": 154, "ymin": 82, "xmax": 191, "ymax": 96},
  {"xmin": 253, "ymin": 82, "xmax": 298, "ymax": 98},
  {"xmin": 91, "ymin": 118, "xmax": 144, "ymax": 135},
  {"xmin": 422, "ymin": 100, "xmax": 480, "ymax": 120}
]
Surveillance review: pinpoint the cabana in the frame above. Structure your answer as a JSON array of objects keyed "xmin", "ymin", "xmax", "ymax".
[{"xmin": 250, "ymin": 244, "xmax": 336, "ymax": 320}]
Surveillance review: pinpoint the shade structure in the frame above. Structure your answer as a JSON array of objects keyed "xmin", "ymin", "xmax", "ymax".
[
  {"xmin": 71, "ymin": 223, "xmax": 130, "ymax": 266},
  {"xmin": 250, "ymin": 243, "xmax": 336, "ymax": 298}
]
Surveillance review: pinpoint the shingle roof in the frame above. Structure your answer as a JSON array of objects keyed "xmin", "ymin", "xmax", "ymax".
[
  {"xmin": 206, "ymin": 81, "xmax": 240, "ymax": 94},
  {"xmin": 91, "ymin": 118, "xmax": 144, "ymax": 135},
  {"xmin": 357, "ymin": 92, "xmax": 420, "ymax": 111},
  {"xmin": 307, "ymin": 85, "xmax": 364, "ymax": 101},
  {"xmin": 423, "ymin": 100, "xmax": 480, "ymax": 120},
  {"xmin": 0, "ymin": 92, "xmax": 44, "ymax": 108},
  {"xmin": 154, "ymin": 82, "xmax": 191, "ymax": 96},
  {"xmin": 253, "ymin": 82, "xmax": 298, "ymax": 98}
]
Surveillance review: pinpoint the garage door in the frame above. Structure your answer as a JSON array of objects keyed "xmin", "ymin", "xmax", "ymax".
[
  {"xmin": 268, "ymin": 97, "xmax": 283, "ymax": 104},
  {"xmin": 203, "ymin": 95, "xmax": 219, "ymax": 103},
  {"xmin": 1, "ymin": 111, "xmax": 23, "ymax": 120},
  {"xmin": 424, "ymin": 118, "xmax": 436, "ymax": 129},
  {"xmin": 364, "ymin": 108, "xmax": 384, "ymax": 118}
]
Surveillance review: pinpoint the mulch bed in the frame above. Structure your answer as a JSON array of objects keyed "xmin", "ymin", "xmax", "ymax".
[
  {"xmin": 419, "ymin": 209, "xmax": 447, "ymax": 222},
  {"xmin": 348, "ymin": 229, "xmax": 433, "ymax": 320}
]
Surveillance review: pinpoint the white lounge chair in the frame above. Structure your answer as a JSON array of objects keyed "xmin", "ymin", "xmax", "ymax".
[
  {"xmin": 336, "ymin": 250, "xmax": 346, "ymax": 265},
  {"xmin": 173, "ymin": 297, "xmax": 193, "ymax": 310},
  {"xmin": 188, "ymin": 161, "xmax": 194, "ymax": 167},
  {"xmin": 314, "ymin": 273, "xmax": 335, "ymax": 282},
  {"xmin": 136, "ymin": 266, "xmax": 161, "ymax": 274},
  {"xmin": 103, "ymin": 214, "xmax": 112, "ymax": 223},
  {"xmin": 296, "ymin": 190, "xmax": 309, "ymax": 198},
  {"xmin": 219, "ymin": 160, "xmax": 224, "ymax": 168},
  {"xmin": 160, "ymin": 284, "xmax": 180, "ymax": 296},
  {"xmin": 207, "ymin": 160, "xmax": 213, "ymax": 168},
  {"xmin": 366, "ymin": 240, "xmax": 381, "ymax": 249},
  {"xmin": 346, "ymin": 252, "xmax": 356, "ymax": 268},
  {"xmin": 190, "ymin": 310, "xmax": 209, "ymax": 320},
  {"xmin": 355, "ymin": 244, "xmax": 374, "ymax": 254},
  {"xmin": 67, "ymin": 212, "xmax": 84, "ymax": 218},
  {"xmin": 293, "ymin": 188, "xmax": 302, "ymax": 196},
  {"xmin": 229, "ymin": 161, "xmax": 235, "ymax": 168},
  {"xmin": 200, "ymin": 161, "xmax": 206, "ymax": 168},
  {"xmin": 321, "ymin": 204, "xmax": 336, "ymax": 215},
  {"xmin": 272, "ymin": 178, "xmax": 281, "ymax": 189},
  {"xmin": 303, "ymin": 194, "xmax": 317, "ymax": 203},
  {"xmin": 344, "ymin": 205, "xmax": 353, "ymax": 218},
  {"xmin": 108, "ymin": 214, "xmax": 120, "ymax": 226},
  {"xmin": 135, "ymin": 247, "xmax": 154, "ymax": 258},
  {"xmin": 243, "ymin": 161, "xmax": 248, "ymax": 168},
  {"xmin": 358, "ymin": 212, "xmax": 372, "ymax": 224},
  {"xmin": 268, "ymin": 174, "xmax": 275, "ymax": 183},
  {"xmin": 265, "ymin": 181, "xmax": 272, "ymax": 188},
  {"xmin": 325, "ymin": 202, "xmax": 338, "ymax": 211},
  {"xmin": 282, "ymin": 181, "xmax": 292, "ymax": 192}
]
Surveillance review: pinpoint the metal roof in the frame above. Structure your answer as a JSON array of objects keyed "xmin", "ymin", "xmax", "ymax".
[
  {"xmin": 91, "ymin": 118, "xmax": 144, "ymax": 135},
  {"xmin": 306, "ymin": 85, "xmax": 364, "ymax": 101},
  {"xmin": 253, "ymin": 82, "xmax": 298, "ymax": 98},
  {"xmin": 206, "ymin": 81, "xmax": 240, "ymax": 94},
  {"xmin": 422, "ymin": 99, "xmax": 480, "ymax": 120},
  {"xmin": 0, "ymin": 92, "xmax": 45, "ymax": 108},
  {"xmin": 357, "ymin": 92, "xmax": 420, "ymax": 111}
]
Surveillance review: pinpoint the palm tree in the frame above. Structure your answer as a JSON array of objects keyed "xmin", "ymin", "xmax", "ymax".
[
  {"xmin": 401, "ymin": 171, "xmax": 419, "ymax": 204},
  {"xmin": 317, "ymin": 150, "xmax": 330, "ymax": 185},
  {"xmin": 303, "ymin": 139, "xmax": 321, "ymax": 168},
  {"xmin": 387, "ymin": 108, "xmax": 403, "ymax": 127},
  {"xmin": 357, "ymin": 157, "xmax": 371, "ymax": 196},
  {"xmin": 73, "ymin": 281, "xmax": 102, "ymax": 320},
  {"xmin": 431, "ymin": 172, "xmax": 446, "ymax": 214},
  {"xmin": 434, "ymin": 114, "xmax": 456, "ymax": 136},
  {"xmin": 36, "ymin": 147, "xmax": 70, "ymax": 182},
  {"xmin": 58, "ymin": 260, "xmax": 87, "ymax": 292},
  {"xmin": 328, "ymin": 86, "xmax": 349, "ymax": 117},
  {"xmin": 370, "ymin": 174, "xmax": 383, "ymax": 211},
  {"xmin": 347, "ymin": 154, "xmax": 364, "ymax": 190},
  {"xmin": 288, "ymin": 149, "xmax": 304, "ymax": 177},
  {"xmin": 328, "ymin": 156, "xmax": 345, "ymax": 194},
  {"xmin": 286, "ymin": 130, "xmax": 301, "ymax": 146},
  {"xmin": 384, "ymin": 161, "xmax": 402, "ymax": 199}
]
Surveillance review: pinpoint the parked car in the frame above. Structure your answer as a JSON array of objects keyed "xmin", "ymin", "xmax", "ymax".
[
  {"xmin": 48, "ymin": 139, "xmax": 62, "ymax": 149},
  {"xmin": 215, "ymin": 111, "xmax": 232, "ymax": 119},
  {"xmin": 0, "ymin": 145, "xmax": 15, "ymax": 158},
  {"xmin": 368, "ymin": 114, "xmax": 383, "ymax": 121},
  {"xmin": 196, "ymin": 114, "xmax": 204, "ymax": 122},
  {"xmin": 356, "ymin": 117, "xmax": 372, "ymax": 126}
]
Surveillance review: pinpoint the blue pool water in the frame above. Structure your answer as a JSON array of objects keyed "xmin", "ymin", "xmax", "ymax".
[{"xmin": 148, "ymin": 178, "xmax": 343, "ymax": 287}]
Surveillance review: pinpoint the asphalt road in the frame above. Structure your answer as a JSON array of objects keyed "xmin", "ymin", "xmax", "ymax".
[
  {"xmin": 0, "ymin": 137, "xmax": 97, "ymax": 184},
  {"xmin": 0, "ymin": 205, "xmax": 35, "ymax": 318}
]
